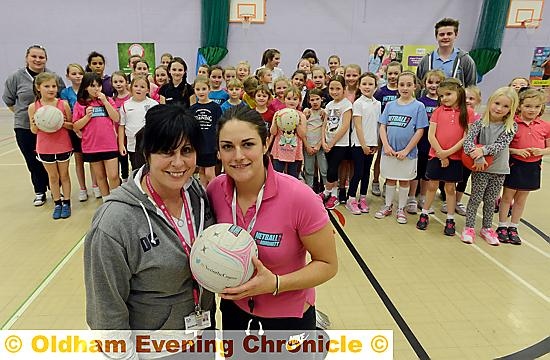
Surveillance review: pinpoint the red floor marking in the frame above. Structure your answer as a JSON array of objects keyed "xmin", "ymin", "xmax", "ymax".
[{"xmin": 332, "ymin": 208, "xmax": 346, "ymax": 227}]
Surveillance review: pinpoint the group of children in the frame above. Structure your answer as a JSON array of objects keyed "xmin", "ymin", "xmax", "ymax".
[
  {"xmin": 29, "ymin": 49, "xmax": 549, "ymax": 247},
  {"xmin": 309, "ymin": 66, "xmax": 548, "ymax": 246}
]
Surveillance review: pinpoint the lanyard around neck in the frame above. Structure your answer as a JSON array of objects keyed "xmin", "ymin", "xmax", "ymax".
[
  {"xmin": 232, "ymin": 184, "xmax": 265, "ymax": 233},
  {"xmin": 145, "ymin": 174, "xmax": 201, "ymax": 307}
]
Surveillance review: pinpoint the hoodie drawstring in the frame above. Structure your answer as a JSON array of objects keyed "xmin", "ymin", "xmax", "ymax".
[{"xmin": 139, "ymin": 201, "xmax": 155, "ymax": 244}]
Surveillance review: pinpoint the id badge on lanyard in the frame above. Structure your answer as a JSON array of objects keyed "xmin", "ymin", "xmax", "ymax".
[
  {"xmin": 231, "ymin": 183, "xmax": 265, "ymax": 314},
  {"xmin": 145, "ymin": 175, "xmax": 211, "ymax": 331},
  {"xmin": 231, "ymin": 185, "xmax": 265, "ymax": 233}
]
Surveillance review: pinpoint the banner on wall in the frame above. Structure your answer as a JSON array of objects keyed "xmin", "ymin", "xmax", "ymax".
[
  {"xmin": 117, "ymin": 43, "xmax": 156, "ymax": 75},
  {"xmin": 368, "ymin": 44, "xmax": 435, "ymax": 77},
  {"xmin": 529, "ymin": 47, "xmax": 550, "ymax": 85},
  {"xmin": 529, "ymin": 47, "xmax": 550, "ymax": 104},
  {"xmin": 402, "ymin": 44, "xmax": 436, "ymax": 73},
  {"xmin": 367, "ymin": 44, "xmax": 403, "ymax": 77}
]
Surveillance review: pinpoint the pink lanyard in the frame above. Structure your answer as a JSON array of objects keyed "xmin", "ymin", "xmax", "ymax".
[{"xmin": 145, "ymin": 174, "xmax": 200, "ymax": 309}]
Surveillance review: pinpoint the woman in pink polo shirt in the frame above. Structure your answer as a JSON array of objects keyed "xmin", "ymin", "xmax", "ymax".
[{"xmin": 207, "ymin": 106, "xmax": 337, "ymax": 332}]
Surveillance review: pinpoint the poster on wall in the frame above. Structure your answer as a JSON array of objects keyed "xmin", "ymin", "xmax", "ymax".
[
  {"xmin": 368, "ymin": 44, "xmax": 435, "ymax": 79},
  {"xmin": 367, "ymin": 44, "xmax": 403, "ymax": 78},
  {"xmin": 402, "ymin": 45, "xmax": 436, "ymax": 74},
  {"xmin": 529, "ymin": 47, "xmax": 550, "ymax": 104},
  {"xmin": 117, "ymin": 43, "xmax": 156, "ymax": 75}
]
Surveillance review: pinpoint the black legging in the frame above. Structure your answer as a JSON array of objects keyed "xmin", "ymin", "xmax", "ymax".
[
  {"xmin": 15, "ymin": 128, "xmax": 48, "ymax": 194},
  {"xmin": 456, "ymin": 166, "xmax": 472, "ymax": 193}
]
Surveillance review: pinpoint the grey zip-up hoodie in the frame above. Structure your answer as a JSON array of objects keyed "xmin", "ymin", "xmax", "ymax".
[
  {"xmin": 416, "ymin": 49, "xmax": 477, "ymax": 87},
  {"xmin": 2, "ymin": 67, "xmax": 65, "ymax": 129},
  {"xmin": 84, "ymin": 167, "xmax": 215, "ymax": 333}
]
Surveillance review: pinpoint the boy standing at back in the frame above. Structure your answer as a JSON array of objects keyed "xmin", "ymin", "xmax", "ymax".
[{"xmin": 416, "ymin": 18, "xmax": 477, "ymax": 87}]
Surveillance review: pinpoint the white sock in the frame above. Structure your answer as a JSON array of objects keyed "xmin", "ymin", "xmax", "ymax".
[
  {"xmin": 422, "ymin": 209, "xmax": 430, "ymax": 215},
  {"xmin": 510, "ymin": 223, "xmax": 519, "ymax": 228},
  {"xmin": 385, "ymin": 185, "xmax": 396, "ymax": 207},
  {"xmin": 398, "ymin": 186, "xmax": 410, "ymax": 209},
  {"xmin": 447, "ymin": 214, "xmax": 454, "ymax": 220},
  {"xmin": 498, "ymin": 222, "xmax": 508, "ymax": 228},
  {"xmin": 324, "ymin": 189, "xmax": 331, "ymax": 196},
  {"xmin": 331, "ymin": 188, "xmax": 338, "ymax": 197},
  {"xmin": 407, "ymin": 196, "xmax": 416, "ymax": 202},
  {"xmin": 348, "ymin": 196, "xmax": 355, "ymax": 203}
]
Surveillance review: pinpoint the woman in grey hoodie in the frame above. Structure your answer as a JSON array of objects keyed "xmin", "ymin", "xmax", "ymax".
[
  {"xmin": 84, "ymin": 104, "xmax": 216, "ymax": 359},
  {"xmin": 2, "ymin": 45, "xmax": 65, "ymax": 206}
]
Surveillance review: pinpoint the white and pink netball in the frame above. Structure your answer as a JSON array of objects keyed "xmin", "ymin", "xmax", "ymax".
[
  {"xmin": 34, "ymin": 105, "xmax": 64, "ymax": 133},
  {"xmin": 190, "ymin": 223, "xmax": 258, "ymax": 293},
  {"xmin": 275, "ymin": 108, "xmax": 300, "ymax": 129}
]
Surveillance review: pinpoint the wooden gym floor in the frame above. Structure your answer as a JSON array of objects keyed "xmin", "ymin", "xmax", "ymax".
[{"xmin": 0, "ymin": 108, "xmax": 549, "ymax": 359}]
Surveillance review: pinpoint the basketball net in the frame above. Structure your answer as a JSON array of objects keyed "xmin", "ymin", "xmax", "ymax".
[
  {"xmin": 522, "ymin": 18, "xmax": 542, "ymax": 35},
  {"xmin": 241, "ymin": 14, "xmax": 252, "ymax": 30}
]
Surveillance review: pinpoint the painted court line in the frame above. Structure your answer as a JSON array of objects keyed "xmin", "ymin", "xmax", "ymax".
[
  {"xmin": 1, "ymin": 234, "xmax": 86, "ymax": 330},
  {"xmin": 462, "ymin": 191, "xmax": 550, "ymax": 252},
  {"xmin": 0, "ymin": 148, "xmax": 17, "ymax": 157},
  {"xmin": 430, "ymin": 215, "xmax": 550, "ymax": 304},
  {"xmin": 473, "ymin": 209, "xmax": 550, "ymax": 259}
]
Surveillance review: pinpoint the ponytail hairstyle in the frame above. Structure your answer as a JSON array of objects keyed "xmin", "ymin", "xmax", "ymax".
[
  {"xmin": 397, "ymin": 71, "xmax": 418, "ymax": 85},
  {"xmin": 167, "ymin": 57, "xmax": 189, "ymax": 83},
  {"xmin": 193, "ymin": 76, "xmax": 210, "ymax": 89},
  {"xmin": 329, "ymin": 75, "xmax": 346, "ymax": 89},
  {"xmin": 465, "ymin": 85, "xmax": 482, "ymax": 108},
  {"xmin": 357, "ymin": 72, "xmax": 378, "ymax": 99},
  {"xmin": 110, "ymin": 70, "xmax": 128, "ymax": 97},
  {"xmin": 438, "ymin": 78, "xmax": 468, "ymax": 130},
  {"xmin": 517, "ymin": 88, "xmax": 546, "ymax": 116},
  {"xmin": 167, "ymin": 57, "xmax": 192, "ymax": 100},
  {"xmin": 260, "ymin": 49, "xmax": 280, "ymax": 67},
  {"xmin": 86, "ymin": 51, "xmax": 106, "ymax": 74},
  {"xmin": 66, "ymin": 63, "xmax": 85, "ymax": 76},
  {"xmin": 243, "ymin": 76, "xmax": 259, "ymax": 97},
  {"xmin": 284, "ymin": 86, "xmax": 302, "ymax": 102},
  {"xmin": 255, "ymin": 84, "xmax": 273, "ymax": 100},
  {"xmin": 197, "ymin": 64, "xmax": 210, "ymax": 77},
  {"xmin": 130, "ymin": 75, "xmax": 150, "ymax": 91},
  {"xmin": 386, "ymin": 61, "xmax": 403, "ymax": 73},
  {"xmin": 301, "ymin": 49, "xmax": 319, "ymax": 64},
  {"xmin": 218, "ymin": 106, "xmax": 270, "ymax": 166},
  {"xmin": 33, "ymin": 72, "xmax": 58, "ymax": 100}
]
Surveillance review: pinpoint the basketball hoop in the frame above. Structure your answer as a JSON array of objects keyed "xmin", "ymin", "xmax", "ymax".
[
  {"xmin": 240, "ymin": 14, "xmax": 252, "ymax": 29},
  {"xmin": 521, "ymin": 18, "xmax": 542, "ymax": 34}
]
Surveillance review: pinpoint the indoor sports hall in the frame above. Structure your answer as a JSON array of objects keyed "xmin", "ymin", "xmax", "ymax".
[{"xmin": 1, "ymin": 1, "xmax": 549, "ymax": 359}]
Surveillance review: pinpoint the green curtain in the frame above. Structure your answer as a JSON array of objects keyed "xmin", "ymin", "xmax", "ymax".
[
  {"xmin": 469, "ymin": 0, "xmax": 510, "ymax": 76},
  {"xmin": 199, "ymin": 0, "xmax": 229, "ymax": 65}
]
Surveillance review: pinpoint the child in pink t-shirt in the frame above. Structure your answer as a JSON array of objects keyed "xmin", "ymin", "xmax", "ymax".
[
  {"xmin": 417, "ymin": 79, "xmax": 473, "ymax": 236},
  {"xmin": 269, "ymin": 86, "xmax": 306, "ymax": 178},
  {"xmin": 73, "ymin": 72, "xmax": 120, "ymax": 198},
  {"xmin": 28, "ymin": 72, "xmax": 73, "ymax": 219},
  {"xmin": 268, "ymin": 77, "xmax": 289, "ymax": 113}
]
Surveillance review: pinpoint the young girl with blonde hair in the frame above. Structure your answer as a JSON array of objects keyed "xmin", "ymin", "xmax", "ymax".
[
  {"xmin": 236, "ymin": 61, "xmax": 250, "ymax": 82},
  {"xmin": 29, "ymin": 72, "xmax": 73, "ymax": 219},
  {"xmin": 461, "ymin": 87, "xmax": 519, "ymax": 245}
]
